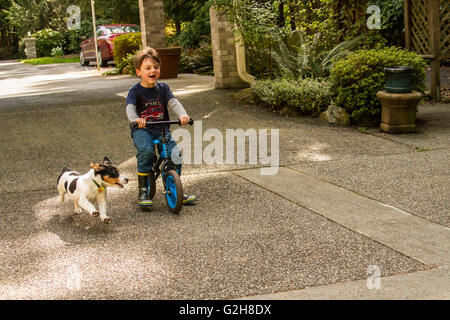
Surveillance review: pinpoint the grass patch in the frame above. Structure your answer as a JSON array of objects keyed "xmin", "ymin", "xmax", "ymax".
[{"xmin": 21, "ymin": 56, "xmax": 79, "ymax": 65}]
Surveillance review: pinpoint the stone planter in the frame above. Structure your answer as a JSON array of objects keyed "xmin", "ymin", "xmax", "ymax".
[
  {"xmin": 376, "ymin": 91, "xmax": 423, "ymax": 133},
  {"xmin": 384, "ymin": 66, "xmax": 413, "ymax": 93},
  {"xmin": 156, "ymin": 47, "xmax": 181, "ymax": 79}
]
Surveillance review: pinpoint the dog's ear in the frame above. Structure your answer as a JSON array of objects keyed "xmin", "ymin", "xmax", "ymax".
[
  {"xmin": 103, "ymin": 157, "xmax": 111, "ymax": 165},
  {"xmin": 90, "ymin": 163, "xmax": 105, "ymax": 172}
]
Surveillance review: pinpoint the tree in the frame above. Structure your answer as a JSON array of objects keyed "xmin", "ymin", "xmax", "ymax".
[
  {"xmin": 0, "ymin": 0, "xmax": 13, "ymax": 46},
  {"xmin": 109, "ymin": 0, "xmax": 140, "ymax": 25},
  {"xmin": 4, "ymin": 0, "xmax": 71, "ymax": 39},
  {"xmin": 163, "ymin": 0, "xmax": 208, "ymax": 35}
]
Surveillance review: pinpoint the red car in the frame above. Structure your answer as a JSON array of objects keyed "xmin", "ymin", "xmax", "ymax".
[{"xmin": 80, "ymin": 24, "xmax": 140, "ymax": 67}]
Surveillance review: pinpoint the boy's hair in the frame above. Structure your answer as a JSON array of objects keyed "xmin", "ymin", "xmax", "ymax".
[{"xmin": 134, "ymin": 47, "xmax": 160, "ymax": 70}]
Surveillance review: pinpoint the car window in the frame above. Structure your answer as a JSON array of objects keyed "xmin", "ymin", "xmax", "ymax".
[{"xmin": 106, "ymin": 25, "xmax": 141, "ymax": 34}]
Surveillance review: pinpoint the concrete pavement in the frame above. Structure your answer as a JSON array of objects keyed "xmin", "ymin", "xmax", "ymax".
[{"xmin": 0, "ymin": 61, "xmax": 449, "ymax": 299}]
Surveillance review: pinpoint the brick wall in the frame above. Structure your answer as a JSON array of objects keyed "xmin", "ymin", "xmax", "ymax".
[
  {"xmin": 210, "ymin": 8, "xmax": 248, "ymax": 89},
  {"xmin": 139, "ymin": 0, "xmax": 166, "ymax": 49}
]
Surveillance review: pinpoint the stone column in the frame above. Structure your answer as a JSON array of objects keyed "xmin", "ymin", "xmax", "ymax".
[
  {"xmin": 138, "ymin": 0, "xmax": 166, "ymax": 49},
  {"xmin": 210, "ymin": 7, "xmax": 248, "ymax": 89},
  {"xmin": 23, "ymin": 38, "xmax": 37, "ymax": 59}
]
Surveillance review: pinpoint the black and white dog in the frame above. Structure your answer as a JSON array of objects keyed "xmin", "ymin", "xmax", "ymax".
[{"xmin": 57, "ymin": 157, "xmax": 128, "ymax": 223}]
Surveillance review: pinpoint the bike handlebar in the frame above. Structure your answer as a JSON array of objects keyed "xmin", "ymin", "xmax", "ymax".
[{"xmin": 131, "ymin": 118, "xmax": 194, "ymax": 129}]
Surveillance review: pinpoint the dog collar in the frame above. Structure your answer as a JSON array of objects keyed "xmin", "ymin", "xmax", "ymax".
[{"xmin": 92, "ymin": 179, "xmax": 105, "ymax": 192}]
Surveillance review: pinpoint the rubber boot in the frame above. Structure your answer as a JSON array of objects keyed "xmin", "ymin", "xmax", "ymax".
[
  {"xmin": 183, "ymin": 194, "xmax": 198, "ymax": 205},
  {"xmin": 138, "ymin": 174, "xmax": 152, "ymax": 206}
]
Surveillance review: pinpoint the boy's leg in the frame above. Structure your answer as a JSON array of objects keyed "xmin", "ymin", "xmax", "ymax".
[
  {"xmin": 133, "ymin": 129, "xmax": 156, "ymax": 173},
  {"xmin": 132, "ymin": 129, "xmax": 156, "ymax": 206},
  {"xmin": 165, "ymin": 132, "xmax": 197, "ymax": 205},
  {"xmin": 164, "ymin": 131, "xmax": 182, "ymax": 175}
]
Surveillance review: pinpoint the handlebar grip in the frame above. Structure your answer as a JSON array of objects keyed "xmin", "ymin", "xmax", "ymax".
[{"xmin": 131, "ymin": 118, "xmax": 194, "ymax": 128}]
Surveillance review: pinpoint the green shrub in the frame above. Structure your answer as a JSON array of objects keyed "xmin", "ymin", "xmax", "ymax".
[
  {"xmin": 213, "ymin": 0, "xmax": 285, "ymax": 79},
  {"xmin": 18, "ymin": 40, "xmax": 26, "ymax": 59},
  {"xmin": 51, "ymin": 46, "xmax": 64, "ymax": 57},
  {"xmin": 253, "ymin": 78, "xmax": 332, "ymax": 115},
  {"xmin": 32, "ymin": 29, "xmax": 64, "ymax": 57},
  {"xmin": 62, "ymin": 28, "xmax": 83, "ymax": 54},
  {"xmin": 103, "ymin": 53, "xmax": 137, "ymax": 76},
  {"xmin": 113, "ymin": 32, "xmax": 142, "ymax": 66},
  {"xmin": 0, "ymin": 46, "xmax": 18, "ymax": 60},
  {"xmin": 271, "ymin": 30, "xmax": 363, "ymax": 80},
  {"xmin": 124, "ymin": 53, "xmax": 137, "ymax": 76},
  {"xmin": 168, "ymin": 3, "xmax": 211, "ymax": 49},
  {"xmin": 330, "ymin": 47, "xmax": 426, "ymax": 125},
  {"xmin": 179, "ymin": 40, "xmax": 213, "ymax": 75}
]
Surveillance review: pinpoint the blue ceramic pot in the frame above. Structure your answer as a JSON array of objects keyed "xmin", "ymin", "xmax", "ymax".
[{"xmin": 384, "ymin": 66, "xmax": 413, "ymax": 93}]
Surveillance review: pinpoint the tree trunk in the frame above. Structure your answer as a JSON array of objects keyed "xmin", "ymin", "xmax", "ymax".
[
  {"xmin": 288, "ymin": 4, "xmax": 296, "ymax": 30},
  {"xmin": 278, "ymin": 0, "xmax": 285, "ymax": 28},
  {"xmin": 175, "ymin": 20, "xmax": 182, "ymax": 35}
]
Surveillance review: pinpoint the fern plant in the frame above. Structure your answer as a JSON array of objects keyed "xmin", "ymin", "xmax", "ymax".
[{"xmin": 271, "ymin": 30, "xmax": 361, "ymax": 79}]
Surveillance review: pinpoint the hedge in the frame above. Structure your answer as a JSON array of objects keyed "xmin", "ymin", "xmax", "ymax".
[
  {"xmin": 32, "ymin": 29, "xmax": 64, "ymax": 57},
  {"xmin": 113, "ymin": 32, "xmax": 142, "ymax": 66},
  {"xmin": 253, "ymin": 78, "xmax": 332, "ymax": 116}
]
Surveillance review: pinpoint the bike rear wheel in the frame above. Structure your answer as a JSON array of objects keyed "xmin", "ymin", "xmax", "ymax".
[{"xmin": 164, "ymin": 170, "xmax": 183, "ymax": 214}]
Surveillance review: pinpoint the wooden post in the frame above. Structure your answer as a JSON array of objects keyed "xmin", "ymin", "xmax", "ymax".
[
  {"xmin": 430, "ymin": 0, "xmax": 441, "ymax": 101},
  {"xmin": 90, "ymin": 0, "xmax": 99, "ymax": 71},
  {"xmin": 404, "ymin": 0, "xmax": 411, "ymax": 50}
]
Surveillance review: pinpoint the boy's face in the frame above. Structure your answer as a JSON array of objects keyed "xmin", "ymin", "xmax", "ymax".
[{"xmin": 136, "ymin": 57, "xmax": 160, "ymax": 87}]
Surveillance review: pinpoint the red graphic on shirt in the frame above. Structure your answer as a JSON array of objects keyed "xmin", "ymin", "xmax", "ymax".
[{"xmin": 139, "ymin": 96, "xmax": 165, "ymax": 121}]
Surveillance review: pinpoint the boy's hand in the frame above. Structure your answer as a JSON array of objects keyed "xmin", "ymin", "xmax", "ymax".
[
  {"xmin": 179, "ymin": 116, "xmax": 190, "ymax": 125},
  {"xmin": 135, "ymin": 118, "xmax": 147, "ymax": 128}
]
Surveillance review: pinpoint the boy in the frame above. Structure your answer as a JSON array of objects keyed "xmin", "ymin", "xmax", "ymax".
[{"xmin": 125, "ymin": 47, "xmax": 197, "ymax": 207}]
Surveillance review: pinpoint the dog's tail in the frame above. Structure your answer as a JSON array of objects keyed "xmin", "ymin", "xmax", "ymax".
[{"xmin": 57, "ymin": 167, "xmax": 73, "ymax": 185}]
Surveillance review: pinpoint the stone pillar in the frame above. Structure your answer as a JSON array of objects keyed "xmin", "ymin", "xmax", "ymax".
[
  {"xmin": 138, "ymin": 0, "xmax": 166, "ymax": 49},
  {"xmin": 210, "ymin": 8, "xmax": 248, "ymax": 89},
  {"xmin": 23, "ymin": 38, "xmax": 37, "ymax": 59}
]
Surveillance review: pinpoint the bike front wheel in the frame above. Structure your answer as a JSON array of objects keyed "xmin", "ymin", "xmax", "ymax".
[{"xmin": 164, "ymin": 170, "xmax": 183, "ymax": 214}]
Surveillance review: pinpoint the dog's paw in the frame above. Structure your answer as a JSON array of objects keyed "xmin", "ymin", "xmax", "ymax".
[
  {"xmin": 102, "ymin": 217, "xmax": 111, "ymax": 224},
  {"xmin": 91, "ymin": 211, "xmax": 99, "ymax": 217},
  {"xmin": 74, "ymin": 208, "xmax": 83, "ymax": 214}
]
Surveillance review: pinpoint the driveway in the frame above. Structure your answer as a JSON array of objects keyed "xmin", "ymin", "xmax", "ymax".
[
  {"xmin": 0, "ymin": 60, "xmax": 449, "ymax": 300},
  {"xmin": 0, "ymin": 61, "xmax": 213, "ymax": 111}
]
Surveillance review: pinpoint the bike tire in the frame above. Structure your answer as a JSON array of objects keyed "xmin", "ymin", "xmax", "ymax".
[
  {"xmin": 80, "ymin": 50, "xmax": 89, "ymax": 66},
  {"xmin": 164, "ymin": 170, "xmax": 183, "ymax": 214},
  {"xmin": 97, "ymin": 48, "xmax": 108, "ymax": 67}
]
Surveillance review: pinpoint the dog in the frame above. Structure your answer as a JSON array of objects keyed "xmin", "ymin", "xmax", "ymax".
[{"xmin": 57, "ymin": 157, "xmax": 128, "ymax": 223}]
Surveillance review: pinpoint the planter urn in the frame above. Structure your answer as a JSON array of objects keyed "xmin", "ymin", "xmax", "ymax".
[
  {"xmin": 156, "ymin": 47, "xmax": 182, "ymax": 79},
  {"xmin": 376, "ymin": 90, "xmax": 423, "ymax": 134},
  {"xmin": 384, "ymin": 66, "xmax": 413, "ymax": 93}
]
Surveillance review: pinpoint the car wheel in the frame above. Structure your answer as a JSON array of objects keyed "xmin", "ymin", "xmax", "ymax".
[
  {"xmin": 97, "ymin": 49, "xmax": 108, "ymax": 67},
  {"xmin": 80, "ymin": 50, "xmax": 89, "ymax": 66}
]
